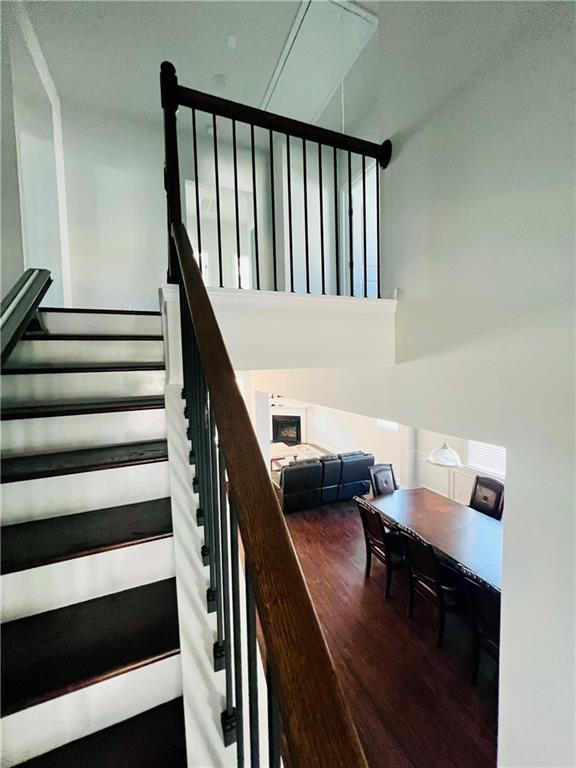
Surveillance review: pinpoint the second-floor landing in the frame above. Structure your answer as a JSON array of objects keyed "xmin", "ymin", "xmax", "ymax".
[{"xmin": 207, "ymin": 287, "xmax": 397, "ymax": 371}]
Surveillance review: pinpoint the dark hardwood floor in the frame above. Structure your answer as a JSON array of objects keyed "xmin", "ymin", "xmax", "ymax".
[{"xmin": 285, "ymin": 500, "xmax": 498, "ymax": 768}]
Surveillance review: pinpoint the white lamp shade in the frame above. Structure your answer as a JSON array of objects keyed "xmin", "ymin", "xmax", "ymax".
[{"xmin": 427, "ymin": 441, "xmax": 462, "ymax": 467}]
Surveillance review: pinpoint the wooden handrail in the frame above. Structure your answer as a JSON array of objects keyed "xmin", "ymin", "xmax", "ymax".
[
  {"xmin": 1, "ymin": 268, "xmax": 52, "ymax": 365},
  {"xmin": 171, "ymin": 221, "xmax": 368, "ymax": 768},
  {"xmin": 175, "ymin": 83, "xmax": 392, "ymax": 168}
]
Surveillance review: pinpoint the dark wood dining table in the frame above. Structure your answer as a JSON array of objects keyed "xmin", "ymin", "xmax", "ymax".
[{"xmin": 361, "ymin": 487, "xmax": 502, "ymax": 590}]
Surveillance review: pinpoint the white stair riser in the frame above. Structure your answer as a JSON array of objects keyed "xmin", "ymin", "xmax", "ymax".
[
  {"xmin": 8, "ymin": 339, "xmax": 164, "ymax": 367},
  {"xmin": 1, "ymin": 462, "xmax": 171, "ymax": 525},
  {"xmin": 40, "ymin": 312, "xmax": 162, "ymax": 336},
  {"xmin": 1, "ymin": 537, "xmax": 175, "ymax": 622},
  {"xmin": 1, "ymin": 410, "xmax": 167, "ymax": 457},
  {"xmin": 1, "ymin": 369, "xmax": 165, "ymax": 405},
  {"xmin": 0, "ymin": 655, "xmax": 182, "ymax": 767}
]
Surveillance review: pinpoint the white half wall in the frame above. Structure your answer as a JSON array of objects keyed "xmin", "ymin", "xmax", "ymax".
[{"xmin": 210, "ymin": 288, "xmax": 396, "ymax": 370}]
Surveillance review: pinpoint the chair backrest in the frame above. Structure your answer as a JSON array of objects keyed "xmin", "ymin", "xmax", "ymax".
[
  {"xmin": 470, "ymin": 476, "xmax": 505, "ymax": 520},
  {"xmin": 464, "ymin": 577, "xmax": 501, "ymax": 641},
  {"xmin": 369, "ymin": 463, "xmax": 398, "ymax": 496},
  {"xmin": 399, "ymin": 530, "xmax": 438, "ymax": 588},
  {"xmin": 356, "ymin": 500, "xmax": 387, "ymax": 548}
]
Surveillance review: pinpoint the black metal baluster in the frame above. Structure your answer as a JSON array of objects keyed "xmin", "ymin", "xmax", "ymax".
[
  {"xmin": 376, "ymin": 163, "xmax": 381, "ymax": 298},
  {"xmin": 232, "ymin": 119, "xmax": 242, "ymax": 289},
  {"xmin": 182, "ymin": 308, "xmax": 197, "ymax": 464},
  {"xmin": 211, "ymin": 414, "xmax": 225, "ymax": 668},
  {"xmin": 180, "ymin": 290, "xmax": 192, "ymax": 412},
  {"xmin": 205, "ymin": 398, "xmax": 217, "ymax": 612},
  {"xmin": 303, "ymin": 139, "xmax": 310, "ymax": 294},
  {"xmin": 286, "ymin": 135, "xmax": 294, "ymax": 292},
  {"xmin": 362, "ymin": 155, "xmax": 367, "ymax": 298},
  {"xmin": 192, "ymin": 109, "xmax": 203, "ymax": 275},
  {"xmin": 219, "ymin": 447, "xmax": 237, "ymax": 746},
  {"xmin": 190, "ymin": 333, "xmax": 205, "ymax": 527},
  {"xmin": 348, "ymin": 151, "xmax": 353, "ymax": 297},
  {"xmin": 213, "ymin": 114, "xmax": 224, "ymax": 288},
  {"xmin": 250, "ymin": 125, "xmax": 260, "ymax": 290},
  {"xmin": 333, "ymin": 147, "xmax": 340, "ymax": 296},
  {"xmin": 193, "ymin": 338, "xmax": 213, "ymax": 586},
  {"xmin": 189, "ymin": 328, "xmax": 204, "ymax": 503},
  {"xmin": 318, "ymin": 143, "xmax": 325, "ymax": 295},
  {"xmin": 246, "ymin": 571, "xmax": 259, "ymax": 767},
  {"xmin": 230, "ymin": 500, "xmax": 244, "ymax": 767},
  {"xmin": 269, "ymin": 130, "xmax": 277, "ymax": 291},
  {"xmin": 200, "ymin": 402, "xmax": 211, "ymax": 554},
  {"xmin": 199, "ymin": 376, "xmax": 215, "ymax": 601},
  {"xmin": 267, "ymin": 663, "xmax": 281, "ymax": 768}
]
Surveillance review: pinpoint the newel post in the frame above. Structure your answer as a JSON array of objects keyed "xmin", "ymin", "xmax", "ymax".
[
  {"xmin": 379, "ymin": 139, "xmax": 393, "ymax": 169},
  {"xmin": 160, "ymin": 61, "xmax": 182, "ymax": 283}
]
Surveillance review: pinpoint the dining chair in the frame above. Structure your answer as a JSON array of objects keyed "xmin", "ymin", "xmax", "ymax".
[
  {"xmin": 463, "ymin": 575, "xmax": 501, "ymax": 684},
  {"xmin": 469, "ymin": 475, "xmax": 504, "ymax": 520},
  {"xmin": 355, "ymin": 499, "xmax": 405, "ymax": 598},
  {"xmin": 399, "ymin": 530, "xmax": 461, "ymax": 647},
  {"xmin": 369, "ymin": 463, "xmax": 398, "ymax": 496}
]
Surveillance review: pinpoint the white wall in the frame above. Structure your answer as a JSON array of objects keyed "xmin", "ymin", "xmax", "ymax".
[
  {"xmin": 1, "ymin": 7, "xmax": 25, "ymax": 296},
  {"xmin": 60, "ymin": 103, "xmax": 166, "ymax": 310},
  {"xmin": 209, "ymin": 289, "xmax": 396, "ymax": 371},
  {"xmin": 251, "ymin": 7, "xmax": 576, "ymax": 766},
  {"xmin": 4, "ymin": 7, "xmax": 64, "ymax": 304},
  {"xmin": 311, "ymin": 404, "xmax": 408, "ymax": 484}
]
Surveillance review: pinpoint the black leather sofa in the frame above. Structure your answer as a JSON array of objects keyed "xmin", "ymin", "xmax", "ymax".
[
  {"xmin": 338, "ymin": 451, "xmax": 374, "ymax": 500},
  {"xmin": 320, "ymin": 454, "xmax": 342, "ymax": 503},
  {"xmin": 280, "ymin": 459, "xmax": 323, "ymax": 514},
  {"xmin": 279, "ymin": 451, "xmax": 374, "ymax": 513}
]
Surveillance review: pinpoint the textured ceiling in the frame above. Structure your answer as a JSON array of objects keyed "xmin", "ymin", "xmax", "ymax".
[{"xmin": 25, "ymin": 0, "xmax": 301, "ymax": 123}]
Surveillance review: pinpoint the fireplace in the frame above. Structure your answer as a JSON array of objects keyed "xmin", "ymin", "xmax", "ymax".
[{"xmin": 272, "ymin": 415, "xmax": 301, "ymax": 445}]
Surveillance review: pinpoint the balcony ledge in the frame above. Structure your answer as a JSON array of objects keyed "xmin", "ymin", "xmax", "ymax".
[{"xmin": 207, "ymin": 287, "xmax": 397, "ymax": 371}]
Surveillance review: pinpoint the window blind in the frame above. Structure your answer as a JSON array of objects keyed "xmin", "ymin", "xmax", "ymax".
[
  {"xmin": 376, "ymin": 419, "xmax": 399, "ymax": 431},
  {"xmin": 467, "ymin": 440, "xmax": 506, "ymax": 477}
]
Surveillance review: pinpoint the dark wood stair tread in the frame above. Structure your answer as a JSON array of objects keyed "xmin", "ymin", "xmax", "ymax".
[
  {"xmin": 19, "ymin": 698, "xmax": 186, "ymax": 767},
  {"xmin": 1, "ymin": 498, "xmax": 173, "ymax": 574},
  {"xmin": 2, "ymin": 362, "xmax": 165, "ymax": 375},
  {"xmin": 22, "ymin": 333, "xmax": 163, "ymax": 341},
  {"xmin": 1, "ymin": 579, "xmax": 179, "ymax": 716},
  {"xmin": 39, "ymin": 308, "xmax": 161, "ymax": 316},
  {"xmin": 1, "ymin": 440, "xmax": 168, "ymax": 483},
  {"xmin": 1, "ymin": 396, "xmax": 165, "ymax": 420}
]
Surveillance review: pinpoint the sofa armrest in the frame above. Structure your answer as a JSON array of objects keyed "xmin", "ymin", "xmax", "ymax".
[{"xmin": 271, "ymin": 478, "xmax": 282, "ymax": 504}]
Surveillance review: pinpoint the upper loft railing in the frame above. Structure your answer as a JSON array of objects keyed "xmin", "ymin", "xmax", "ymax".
[
  {"xmin": 161, "ymin": 62, "xmax": 370, "ymax": 767},
  {"xmin": 0, "ymin": 268, "xmax": 52, "ymax": 365},
  {"xmin": 161, "ymin": 61, "xmax": 391, "ymax": 298}
]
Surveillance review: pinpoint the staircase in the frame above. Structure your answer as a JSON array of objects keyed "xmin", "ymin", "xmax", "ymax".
[{"xmin": 1, "ymin": 307, "xmax": 186, "ymax": 767}]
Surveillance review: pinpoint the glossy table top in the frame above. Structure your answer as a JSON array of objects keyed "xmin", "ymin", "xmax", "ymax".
[{"xmin": 364, "ymin": 488, "xmax": 502, "ymax": 590}]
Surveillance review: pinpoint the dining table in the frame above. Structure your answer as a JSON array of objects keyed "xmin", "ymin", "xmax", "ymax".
[{"xmin": 359, "ymin": 487, "xmax": 502, "ymax": 590}]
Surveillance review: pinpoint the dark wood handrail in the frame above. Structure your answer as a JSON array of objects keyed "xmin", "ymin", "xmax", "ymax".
[
  {"xmin": 171, "ymin": 221, "xmax": 368, "ymax": 768},
  {"xmin": 174, "ymin": 82, "xmax": 392, "ymax": 168},
  {"xmin": 1, "ymin": 268, "xmax": 52, "ymax": 365}
]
